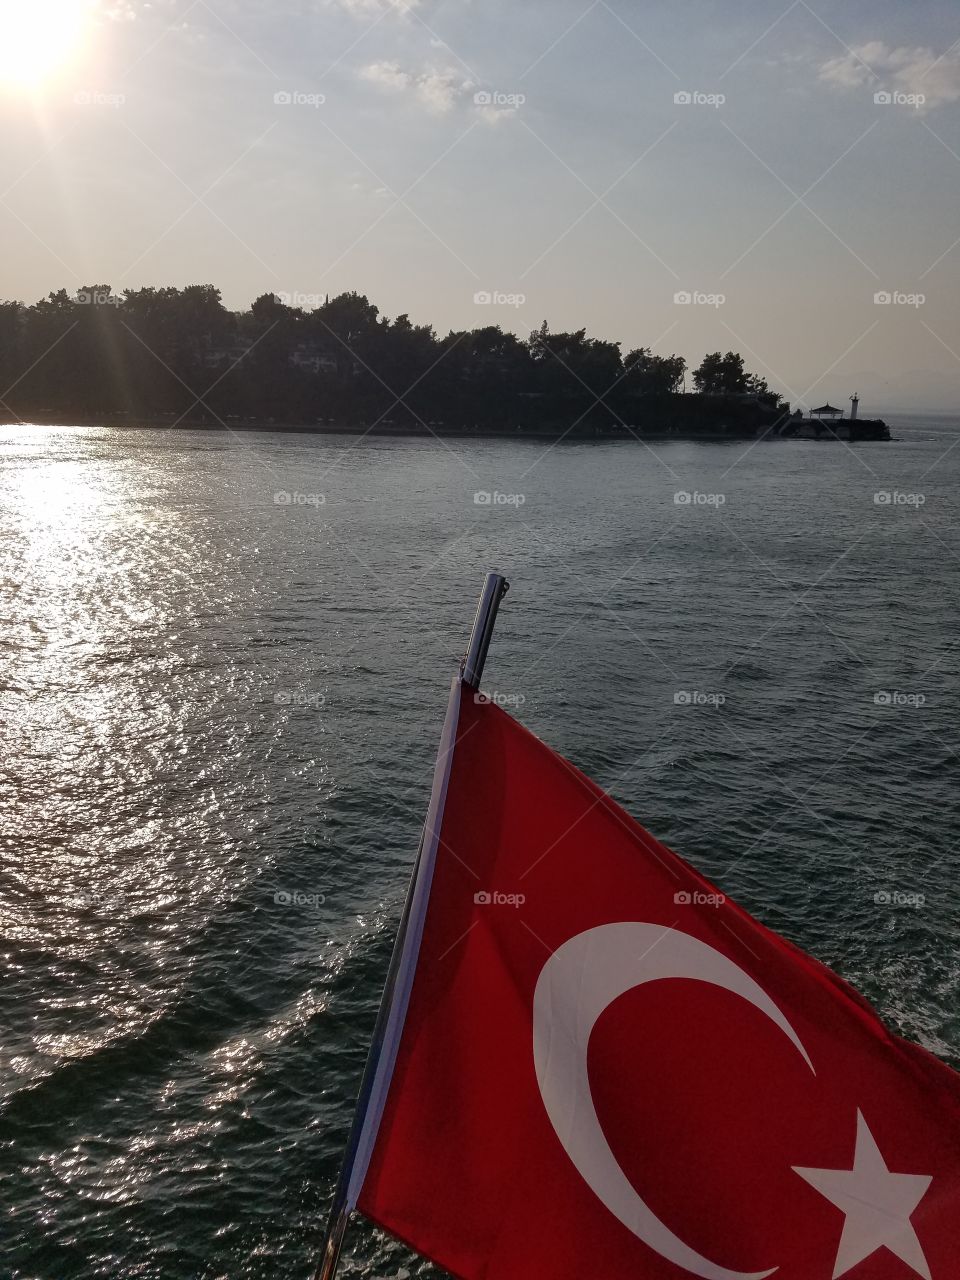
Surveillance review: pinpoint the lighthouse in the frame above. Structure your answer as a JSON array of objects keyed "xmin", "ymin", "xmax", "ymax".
[{"xmin": 850, "ymin": 393, "xmax": 859, "ymax": 421}]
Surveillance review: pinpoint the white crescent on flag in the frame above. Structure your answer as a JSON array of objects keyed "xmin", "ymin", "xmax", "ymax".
[{"xmin": 532, "ymin": 922, "xmax": 817, "ymax": 1280}]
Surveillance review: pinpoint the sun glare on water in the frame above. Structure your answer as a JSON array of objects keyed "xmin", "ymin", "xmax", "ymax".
[{"xmin": 0, "ymin": 0, "xmax": 94, "ymax": 88}]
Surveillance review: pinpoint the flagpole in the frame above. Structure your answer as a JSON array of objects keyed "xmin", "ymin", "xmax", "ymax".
[
  {"xmin": 313, "ymin": 571, "xmax": 509, "ymax": 1280},
  {"xmin": 462, "ymin": 572, "xmax": 510, "ymax": 687}
]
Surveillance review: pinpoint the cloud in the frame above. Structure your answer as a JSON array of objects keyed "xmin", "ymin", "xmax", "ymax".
[
  {"xmin": 359, "ymin": 61, "xmax": 521, "ymax": 123},
  {"xmin": 819, "ymin": 41, "xmax": 960, "ymax": 111},
  {"xmin": 359, "ymin": 60, "xmax": 474, "ymax": 114},
  {"xmin": 475, "ymin": 103, "xmax": 516, "ymax": 125},
  {"xmin": 360, "ymin": 60, "xmax": 413, "ymax": 92},
  {"xmin": 416, "ymin": 68, "xmax": 469, "ymax": 114}
]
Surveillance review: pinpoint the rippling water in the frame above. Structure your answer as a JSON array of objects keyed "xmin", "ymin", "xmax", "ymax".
[{"xmin": 2, "ymin": 417, "xmax": 959, "ymax": 1278}]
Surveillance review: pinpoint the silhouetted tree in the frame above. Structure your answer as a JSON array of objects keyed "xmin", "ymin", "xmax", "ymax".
[
  {"xmin": 623, "ymin": 347, "xmax": 686, "ymax": 396},
  {"xmin": 692, "ymin": 351, "xmax": 747, "ymax": 395},
  {"xmin": 0, "ymin": 286, "xmax": 788, "ymax": 435}
]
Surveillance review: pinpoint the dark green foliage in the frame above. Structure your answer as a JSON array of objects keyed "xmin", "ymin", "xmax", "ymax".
[{"xmin": 0, "ymin": 287, "xmax": 787, "ymax": 433}]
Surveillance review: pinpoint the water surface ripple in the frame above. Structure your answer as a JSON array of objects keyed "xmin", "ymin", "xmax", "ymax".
[{"xmin": 1, "ymin": 419, "xmax": 958, "ymax": 1278}]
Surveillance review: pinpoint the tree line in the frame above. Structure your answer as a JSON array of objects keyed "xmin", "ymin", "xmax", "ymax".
[{"xmin": 0, "ymin": 285, "xmax": 787, "ymax": 433}]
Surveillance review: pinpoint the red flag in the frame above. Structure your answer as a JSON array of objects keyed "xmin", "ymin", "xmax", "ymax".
[{"xmin": 354, "ymin": 682, "xmax": 960, "ymax": 1279}]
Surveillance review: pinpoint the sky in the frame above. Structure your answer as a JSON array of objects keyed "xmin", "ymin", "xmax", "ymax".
[{"xmin": 2, "ymin": 0, "xmax": 960, "ymax": 412}]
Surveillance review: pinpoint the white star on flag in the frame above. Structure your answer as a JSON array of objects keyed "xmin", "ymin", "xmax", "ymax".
[{"xmin": 793, "ymin": 1110, "xmax": 933, "ymax": 1280}]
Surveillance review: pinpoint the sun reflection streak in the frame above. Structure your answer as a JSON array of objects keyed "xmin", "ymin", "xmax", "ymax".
[{"xmin": 16, "ymin": 461, "xmax": 106, "ymax": 521}]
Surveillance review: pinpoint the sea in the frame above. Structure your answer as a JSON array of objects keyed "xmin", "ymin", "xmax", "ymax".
[{"xmin": 2, "ymin": 413, "xmax": 958, "ymax": 1279}]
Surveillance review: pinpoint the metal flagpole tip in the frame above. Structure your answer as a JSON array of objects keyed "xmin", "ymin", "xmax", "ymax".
[{"xmin": 462, "ymin": 573, "xmax": 509, "ymax": 689}]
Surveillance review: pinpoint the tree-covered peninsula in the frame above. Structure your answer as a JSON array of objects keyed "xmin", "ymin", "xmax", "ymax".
[{"xmin": 0, "ymin": 285, "xmax": 789, "ymax": 438}]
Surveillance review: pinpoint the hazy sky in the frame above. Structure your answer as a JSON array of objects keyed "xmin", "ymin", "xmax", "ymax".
[{"xmin": 2, "ymin": 0, "xmax": 960, "ymax": 411}]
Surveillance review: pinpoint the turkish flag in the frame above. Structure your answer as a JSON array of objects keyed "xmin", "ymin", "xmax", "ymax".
[{"xmin": 356, "ymin": 683, "xmax": 960, "ymax": 1279}]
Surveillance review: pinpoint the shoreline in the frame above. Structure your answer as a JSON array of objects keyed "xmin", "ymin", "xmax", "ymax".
[{"xmin": 0, "ymin": 415, "xmax": 885, "ymax": 443}]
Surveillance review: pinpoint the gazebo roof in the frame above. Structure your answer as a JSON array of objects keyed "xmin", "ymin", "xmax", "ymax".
[{"xmin": 811, "ymin": 403, "xmax": 842, "ymax": 415}]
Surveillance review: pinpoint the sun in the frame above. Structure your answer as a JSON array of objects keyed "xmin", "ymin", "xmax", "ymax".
[{"xmin": 0, "ymin": 0, "xmax": 94, "ymax": 88}]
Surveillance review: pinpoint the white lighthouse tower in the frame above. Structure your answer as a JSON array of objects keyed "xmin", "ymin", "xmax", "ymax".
[{"xmin": 850, "ymin": 393, "xmax": 859, "ymax": 421}]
